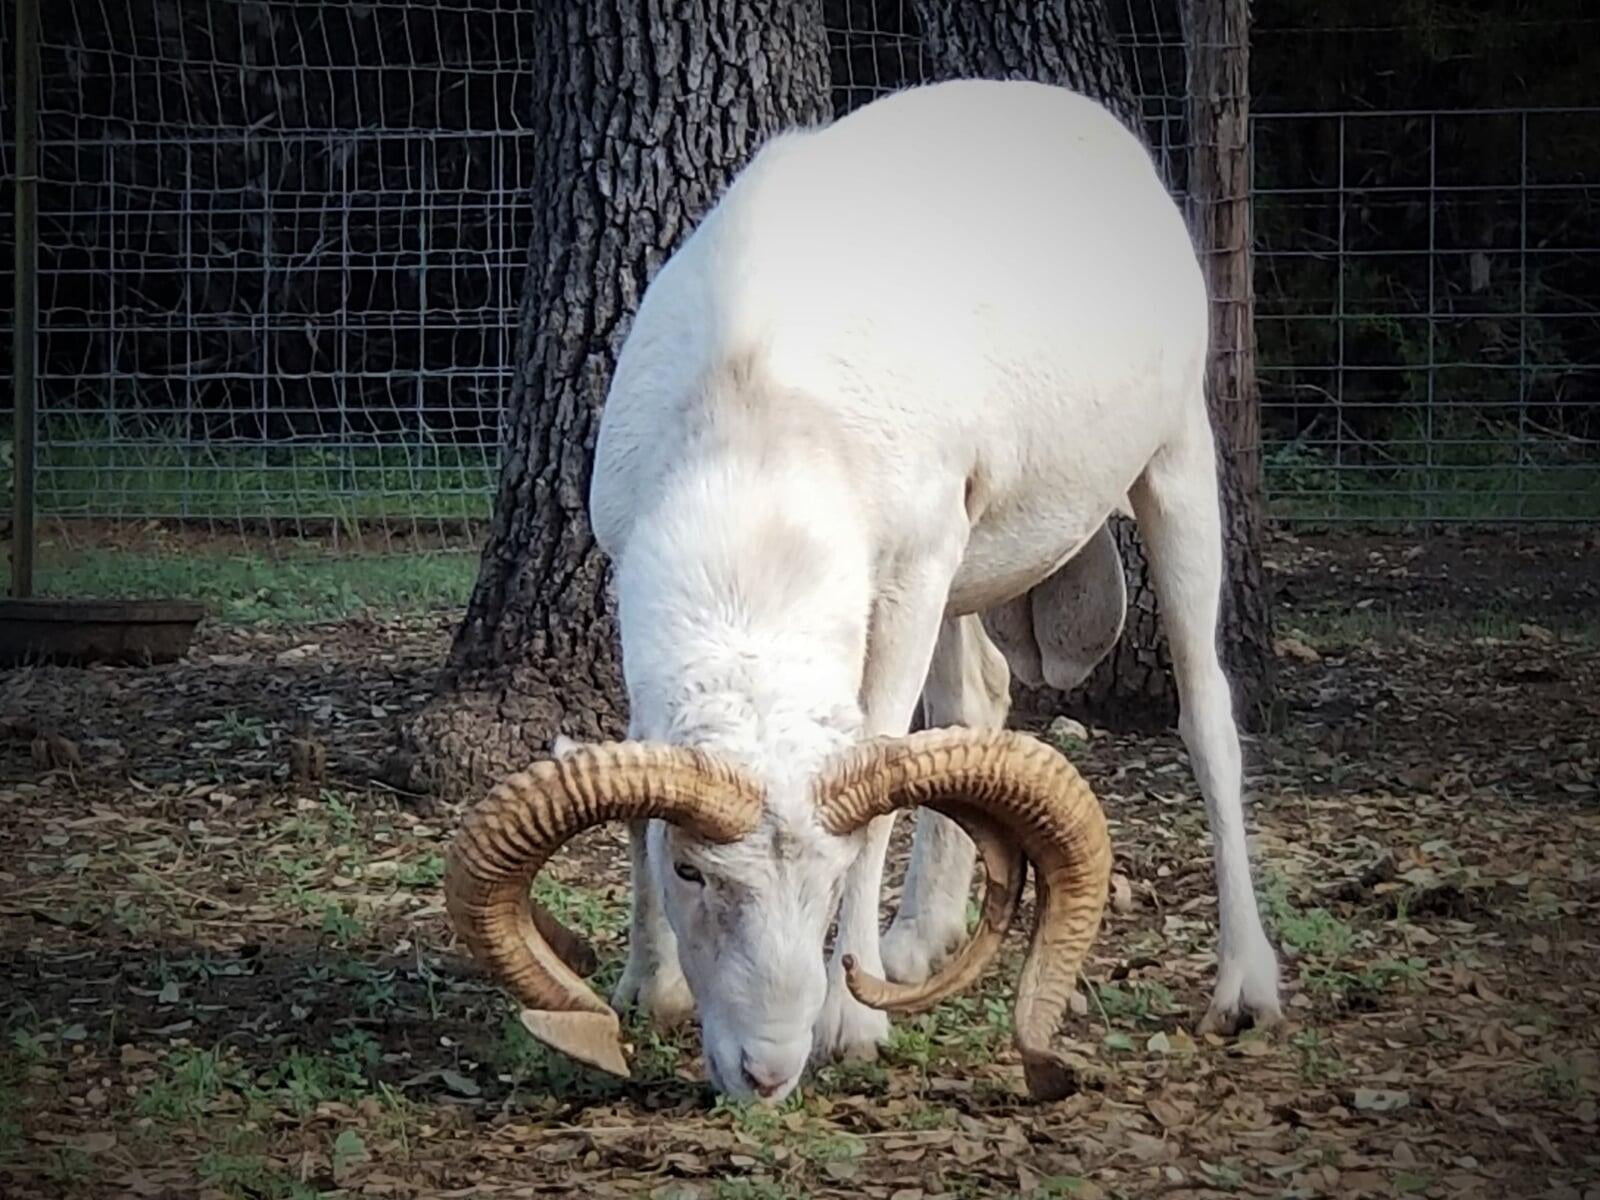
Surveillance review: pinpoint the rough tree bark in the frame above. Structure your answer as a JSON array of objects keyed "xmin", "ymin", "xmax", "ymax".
[
  {"xmin": 908, "ymin": 0, "xmax": 1273, "ymax": 729},
  {"xmin": 398, "ymin": 2, "xmax": 832, "ymax": 795},
  {"xmin": 1185, "ymin": 0, "xmax": 1275, "ymax": 723}
]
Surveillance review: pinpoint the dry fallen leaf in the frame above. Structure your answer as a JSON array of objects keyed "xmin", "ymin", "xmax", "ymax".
[
  {"xmin": 31, "ymin": 733, "xmax": 82, "ymax": 771},
  {"xmin": 1274, "ymin": 635, "xmax": 1322, "ymax": 663}
]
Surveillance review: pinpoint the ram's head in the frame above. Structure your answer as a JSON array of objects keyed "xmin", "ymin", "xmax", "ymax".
[{"xmin": 444, "ymin": 728, "xmax": 1111, "ymax": 1102}]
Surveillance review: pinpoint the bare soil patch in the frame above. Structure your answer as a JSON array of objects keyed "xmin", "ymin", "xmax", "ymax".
[{"xmin": 2, "ymin": 531, "xmax": 1597, "ymax": 1199}]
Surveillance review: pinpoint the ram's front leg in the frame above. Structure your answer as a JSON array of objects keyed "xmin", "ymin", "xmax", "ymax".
[
  {"xmin": 813, "ymin": 549, "xmax": 962, "ymax": 1064},
  {"xmin": 880, "ymin": 614, "xmax": 1012, "ymax": 984},
  {"xmin": 610, "ymin": 818, "xmax": 695, "ymax": 1029}
]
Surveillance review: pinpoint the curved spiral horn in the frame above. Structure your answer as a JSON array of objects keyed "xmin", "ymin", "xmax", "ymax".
[
  {"xmin": 445, "ymin": 742, "xmax": 764, "ymax": 1075},
  {"xmin": 814, "ymin": 727, "xmax": 1111, "ymax": 1100}
]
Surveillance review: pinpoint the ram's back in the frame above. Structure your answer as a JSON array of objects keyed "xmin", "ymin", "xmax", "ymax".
[{"xmin": 594, "ymin": 79, "xmax": 1209, "ymax": 575}]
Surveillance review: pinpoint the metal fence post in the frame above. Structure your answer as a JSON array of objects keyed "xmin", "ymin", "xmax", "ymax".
[{"xmin": 12, "ymin": 0, "xmax": 39, "ymax": 598}]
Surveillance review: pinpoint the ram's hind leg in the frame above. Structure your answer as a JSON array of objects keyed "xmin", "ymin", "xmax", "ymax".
[
  {"xmin": 1128, "ymin": 416, "xmax": 1282, "ymax": 1035},
  {"xmin": 880, "ymin": 615, "xmax": 1010, "ymax": 984}
]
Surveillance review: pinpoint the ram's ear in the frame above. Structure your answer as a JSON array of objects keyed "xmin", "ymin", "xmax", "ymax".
[{"xmin": 551, "ymin": 734, "xmax": 583, "ymax": 761}]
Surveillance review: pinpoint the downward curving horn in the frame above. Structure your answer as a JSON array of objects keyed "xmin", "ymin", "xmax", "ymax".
[
  {"xmin": 814, "ymin": 728, "xmax": 1111, "ymax": 1100},
  {"xmin": 444, "ymin": 742, "xmax": 764, "ymax": 1076}
]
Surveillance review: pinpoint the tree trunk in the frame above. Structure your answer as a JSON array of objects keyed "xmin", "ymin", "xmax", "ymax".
[
  {"xmin": 1186, "ymin": 0, "xmax": 1275, "ymax": 724},
  {"xmin": 908, "ymin": 0, "xmax": 1273, "ymax": 729},
  {"xmin": 398, "ymin": 2, "xmax": 832, "ymax": 796},
  {"xmin": 912, "ymin": 0, "xmax": 1144, "ymax": 132}
]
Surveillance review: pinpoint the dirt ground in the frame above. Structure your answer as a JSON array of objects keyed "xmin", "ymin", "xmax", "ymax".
[{"xmin": 2, "ymin": 529, "xmax": 1598, "ymax": 1200}]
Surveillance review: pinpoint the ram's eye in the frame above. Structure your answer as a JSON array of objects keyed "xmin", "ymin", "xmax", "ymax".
[{"xmin": 674, "ymin": 862, "xmax": 705, "ymax": 885}]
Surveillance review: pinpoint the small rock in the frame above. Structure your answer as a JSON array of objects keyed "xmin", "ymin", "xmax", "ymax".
[
  {"xmin": 1351, "ymin": 1087, "xmax": 1411, "ymax": 1111},
  {"xmin": 1048, "ymin": 717, "xmax": 1090, "ymax": 744}
]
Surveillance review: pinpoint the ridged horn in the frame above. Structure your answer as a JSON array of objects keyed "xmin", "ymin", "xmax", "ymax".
[
  {"xmin": 444, "ymin": 742, "xmax": 764, "ymax": 1076},
  {"xmin": 814, "ymin": 728, "xmax": 1111, "ymax": 1100}
]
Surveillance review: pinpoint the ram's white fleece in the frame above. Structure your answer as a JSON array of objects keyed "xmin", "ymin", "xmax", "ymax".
[{"xmin": 586, "ymin": 79, "xmax": 1281, "ymax": 1104}]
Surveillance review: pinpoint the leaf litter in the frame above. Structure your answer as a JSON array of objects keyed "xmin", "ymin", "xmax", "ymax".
[{"xmin": 1, "ymin": 529, "xmax": 1598, "ymax": 1199}]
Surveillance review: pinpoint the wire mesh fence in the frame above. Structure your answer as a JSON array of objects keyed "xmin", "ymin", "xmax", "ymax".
[
  {"xmin": 4, "ymin": 2, "xmax": 1598, "ymax": 604},
  {"xmin": 4, "ymin": 0, "xmax": 531, "ymax": 561},
  {"xmin": 1254, "ymin": 107, "xmax": 1600, "ymax": 523}
]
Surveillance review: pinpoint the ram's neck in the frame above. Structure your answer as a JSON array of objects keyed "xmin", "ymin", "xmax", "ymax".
[{"xmin": 613, "ymin": 457, "xmax": 873, "ymax": 789}]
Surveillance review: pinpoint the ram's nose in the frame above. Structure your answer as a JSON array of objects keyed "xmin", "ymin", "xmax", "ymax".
[{"xmin": 739, "ymin": 1042, "xmax": 808, "ymax": 1101}]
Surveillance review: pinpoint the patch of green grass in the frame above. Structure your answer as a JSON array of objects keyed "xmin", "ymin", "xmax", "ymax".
[
  {"xmin": 1259, "ymin": 878, "xmax": 1433, "ymax": 1014},
  {"xmin": 797, "ymin": 1130, "xmax": 866, "ymax": 1165},
  {"xmin": 1304, "ymin": 957, "xmax": 1429, "ymax": 1004},
  {"xmin": 199, "ymin": 1129, "xmax": 321, "ymax": 1200},
  {"xmin": 711, "ymin": 1181, "xmax": 796, "ymax": 1200},
  {"xmin": 315, "ymin": 898, "xmax": 367, "ymax": 947},
  {"xmin": 1291, "ymin": 1029, "xmax": 1347, "ymax": 1083},
  {"xmin": 483, "ymin": 1008, "xmax": 692, "ymax": 1101},
  {"xmin": 138, "ymin": 1046, "xmax": 240, "ymax": 1122},
  {"xmin": 629, "ymin": 1022, "xmax": 695, "ymax": 1080},
  {"xmin": 882, "ymin": 989, "xmax": 1015, "ymax": 1074},
  {"xmin": 32, "ymin": 417, "xmax": 497, "ymax": 522},
  {"xmin": 108, "ymin": 896, "xmax": 161, "ymax": 938},
  {"xmin": 214, "ymin": 710, "xmax": 269, "ymax": 747},
  {"xmin": 151, "ymin": 953, "xmax": 257, "ymax": 987},
  {"xmin": 714, "ymin": 1094, "xmax": 792, "ymax": 1140},
  {"xmin": 532, "ymin": 877, "xmax": 626, "ymax": 941},
  {"xmin": 41, "ymin": 1146, "xmax": 96, "ymax": 1187},
  {"xmin": 884, "ymin": 1019, "xmax": 938, "ymax": 1071},
  {"xmin": 36, "ymin": 545, "xmax": 478, "ymax": 623},
  {"xmin": 812, "ymin": 1056, "xmax": 889, "ymax": 1095},
  {"xmin": 275, "ymin": 810, "xmax": 339, "ymax": 849},
  {"xmin": 894, "ymin": 1101, "xmax": 954, "ymax": 1131},
  {"xmin": 8, "ymin": 1027, "xmax": 48, "ymax": 1067},
  {"xmin": 1086, "ymin": 979, "xmax": 1176, "ymax": 1027},
  {"xmin": 332, "ymin": 1128, "xmax": 370, "ymax": 1177},
  {"xmin": 268, "ymin": 852, "xmax": 324, "ymax": 886},
  {"xmin": 320, "ymin": 791, "xmax": 362, "ymax": 841},
  {"xmin": 1200, "ymin": 1160, "xmax": 1247, "ymax": 1191},
  {"xmin": 1265, "ymin": 430, "xmax": 1600, "ymax": 525},
  {"xmin": 483, "ymin": 1012, "xmax": 546, "ymax": 1079},
  {"xmin": 268, "ymin": 1052, "xmax": 356, "ymax": 1116},
  {"xmin": 334, "ymin": 960, "xmax": 400, "ymax": 1017},
  {"xmin": 1523, "ymin": 888, "xmax": 1563, "ymax": 922},
  {"xmin": 1029, "ymin": 1178, "xmax": 1093, "ymax": 1198},
  {"xmin": 255, "ymin": 1033, "xmax": 379, "ymax": 1118},
  {"xmin": 278, "ymin": 886, "xmax": 368, "ymax": 947},
  {"xmin": 1532, "ymin": 1059, "xmax": 1592, "ymax": 1101},
  {"xmin": 938, "ymin": 992, "xmax": 1014, "ymax": 1054},
  {"xmin": 1287, "ymin": 605, "xmax": 1600, "ymax": 649},
  {"xmin": 394, "ymin": 852, "xmax": 445, "ymax": 889},
  {"xmin": 1260, "ymin": 875, "xmax": 1360, "ymax": 961}
]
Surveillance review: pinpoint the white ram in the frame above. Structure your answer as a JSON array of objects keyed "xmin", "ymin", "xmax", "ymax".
[{"xmin": 445, "ymin": 78, "xmax": 1281, "ymax": 1104}]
